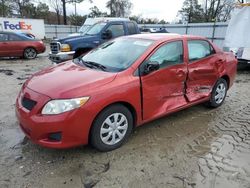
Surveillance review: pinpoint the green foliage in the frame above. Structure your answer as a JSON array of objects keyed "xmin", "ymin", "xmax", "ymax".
[
  {"xmin": 179, "ymin": 0, "xmax": 205, "ymax": 23},
  {"xmin": 68, "ymin": 14, "xmax": 87, "ymax": 26},
  {"xmin": 129, "ymin": 15, "xmax": 168, "ymax": 24},
  {"xmin": 89, "ymin": 6, "xmax": 108, "ymax": 18},
  {"xmin": 0, "ymin": 0, "xmax": 12, "ymax": 17}
]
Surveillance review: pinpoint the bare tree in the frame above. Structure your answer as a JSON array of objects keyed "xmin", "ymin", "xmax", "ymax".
[
  {"xmin": 203, "ymin": 0, "xmax": 236, "ymax": 22},
  {"xmin": 49, "ymin": 0, "xmax": 62, "ymax": 24},
  {"xmin": 106, "ymin": 0, "xmax": 132, "ymax": 17}
]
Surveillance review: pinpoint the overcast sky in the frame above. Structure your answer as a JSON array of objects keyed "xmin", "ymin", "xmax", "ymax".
[{"xmin": 66, "ymin": 0, "xmax": 185, "ymax": 22}]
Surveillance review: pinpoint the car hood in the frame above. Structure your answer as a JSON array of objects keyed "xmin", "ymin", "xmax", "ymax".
[
  {"xmin": 58, "ymin": 35, "xmax": 98, "ymax": 43},
  {"xmin": 25, "ymin": 62, "xmax": 117, "ymax": 99}
]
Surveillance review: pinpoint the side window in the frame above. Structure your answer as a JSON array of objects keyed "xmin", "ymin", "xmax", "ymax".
[
  {"xmin": 127, "ymin": 22, "xmax": 137, "ymax": 34},
  {"xmin": 0, "ymin": 34, "xmax": 8, "ymax": 41},
  {"xmin": 149, "ymin": 41, "xmax": 184, "ymax": 69},
  {"xmin": 106, "ymin": 24, "xmax": 125, "ymax": 38},
  {"xmin": 9, "ymin": 34, "xmax": 22, "ymax": 41},
  {"xmin": 188, "ymin": 40, "xmax": 215, "ymax": 62}
]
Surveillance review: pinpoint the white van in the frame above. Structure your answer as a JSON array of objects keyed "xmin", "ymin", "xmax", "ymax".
[
  {"xmin": 69, "ymin": 17, "xmax": 130, "ymax": 37},
  {"xmin": 236, "ymin": 48, "xmax": 250, "ymax": 64}
]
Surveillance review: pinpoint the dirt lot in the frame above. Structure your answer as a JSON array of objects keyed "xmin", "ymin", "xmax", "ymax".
[{"xmin": 0, "ymin": 49, "xmax": 250, "ymax": 188}]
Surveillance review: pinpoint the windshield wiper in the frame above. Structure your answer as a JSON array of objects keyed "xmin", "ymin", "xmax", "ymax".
[
  {"xmin": 84, "ymin": 61, "xmax": 107, "ymax": 71},
  {"xmin": 75, "ymin": 58, "xmax": 107, "ymax": 71}
]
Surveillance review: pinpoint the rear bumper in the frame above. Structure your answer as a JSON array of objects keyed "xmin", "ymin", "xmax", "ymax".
[
  {"xmin": 237, "ymin": 58, "xmax": 250, "ymax": 64},
  {"xmin": 49, "ymin": 51, "xmax": 75, "ymax": 63}
]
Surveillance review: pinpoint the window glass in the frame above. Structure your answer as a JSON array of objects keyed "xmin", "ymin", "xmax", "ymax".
[
  {"xmin": 127, "ymin": 22, "xmax": 137, "ymax": 34},
  {"xmin": 188, "ymin": 40, "xmax": 214, "ymax": 61},
  {"xmin": 106, "ymin": 24, "xmax": 125, "ymax": 38},
  {"xmin": 0, "ymin": 34, "xmax": 8, "ymax": 41},
  {"xmin": 9, "ymin": 34, "xmax": 22, "ymax": 41},
  {"xmin": 80, "ymin": 38, "xmax": 153, "ymax": 72},
  {"xmin": 86, "ymin": 23, "xmax": 106, "ymax": 35},
  {"xmin": 149, "ymin": 41, "xmax": 183, "ymax": 69}
]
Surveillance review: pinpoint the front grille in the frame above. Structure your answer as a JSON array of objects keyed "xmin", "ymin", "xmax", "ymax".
[
  {"xmin": 21, "ymin": 97, "xmax": 37, "ymax": 111},
  {"xmin": 50, "ymin": 42, "xmax": 60, "ymax": 54}
]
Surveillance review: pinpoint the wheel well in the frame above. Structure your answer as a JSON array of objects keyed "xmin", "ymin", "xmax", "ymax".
[
  {"xmin": 221, "ymin": 75, "xmax": 230, "ymax": 89},
  {"xmin": 23, "ymin": 47, "xmax": 37, "ymax": 57},
  {"xmin": 24, "ymin": 46, "xmax": 37, "ymax": 53},
  {"xmin": 88, "ymin": 102, "xmax": 137, "ymax": 142},
  {"xmin": 74, "ymin": 48, "xmax": 92, "ymax": 58}
]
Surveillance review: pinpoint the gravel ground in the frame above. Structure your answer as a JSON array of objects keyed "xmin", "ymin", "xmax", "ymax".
[{"xmin": 0, "ymin": 49, "xmax": 250, "ymax": 188}]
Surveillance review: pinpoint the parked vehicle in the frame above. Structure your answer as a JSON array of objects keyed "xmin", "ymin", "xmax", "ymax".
[
  {"xmin": 68, "ymin": 17, "xmax": 130, "ymax": 37},
  {"xmin": 49, "ymin": 20, "xmax": 140, "ymax": 63},
  {"xmin": 236, "ymin": 47, "xmax": 250, "ymax": 66},
  {"xmin": 0, "ymin": 31, "xmax": 45, "ymax": 59},
  {"xmin": 16, "ymin": 34, "xmax": 237, "ymax": 151},
  {"xmin": 140, "ymin": 27, "xmax": 169, "ymax": 33}
]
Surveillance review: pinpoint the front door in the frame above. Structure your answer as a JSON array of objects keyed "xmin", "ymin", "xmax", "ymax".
[
  {"xmin": 186, "ymin": 40, "xmax": 221, "ymax": 102},
  {"xmin": 140, "ymin": 40, "xmax": 188, "ymax": 120}
]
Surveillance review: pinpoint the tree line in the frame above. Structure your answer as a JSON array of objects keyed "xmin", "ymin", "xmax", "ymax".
[
  {"xmin": 0, "ymin": 0, "xmax": 241, "ymax": 26},
  {"xmin": 178, "ymin": 0, "xmax": 243, "ymax": 23}
]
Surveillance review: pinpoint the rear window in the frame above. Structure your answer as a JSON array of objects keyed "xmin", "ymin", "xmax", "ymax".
[
  {"xmin": 9, "ymin": 34, "xmax": 22, "ymax": 41},
  {"xmin": 127, "ymin": 22, "xmax": 137, "ymax": 34},
  {"xmin": 188, "ymin": 40, "xmax": 215, "ymax": 62},
  {"xmin": 0, "ymin": 33, "xmax": 8, "ymax": 41}
]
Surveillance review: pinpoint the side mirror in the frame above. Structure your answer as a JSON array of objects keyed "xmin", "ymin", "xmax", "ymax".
[
  {"xmin": 101, "ymin": 30, "xmax": 112, "ymax": 39},
  {"xmin": 144, "ymin": 61, "xmax": 160, "ymax": 75}
]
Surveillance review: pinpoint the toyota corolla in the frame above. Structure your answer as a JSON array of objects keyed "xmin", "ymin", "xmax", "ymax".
[{"xmin": 15, "ymin": 34, "xmax": 237, "ymax": 151}]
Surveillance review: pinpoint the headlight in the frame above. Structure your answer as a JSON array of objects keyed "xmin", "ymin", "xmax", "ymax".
[
  {"xmin": 41, "ymin": 97, "xmax": 89, "ymax": 115},
  {"xmin": 60, "ymin": 44, "xmax": 71, "ymax": 52}
]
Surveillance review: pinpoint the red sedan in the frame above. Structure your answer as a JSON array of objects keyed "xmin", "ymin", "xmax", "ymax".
[
  {"xmin": 15, "ymin": 34, "xmax": 237, "ymax": 151},
  {"xmin": 0, "ymin": 31, "xmax": 45, "ymax": 59}
]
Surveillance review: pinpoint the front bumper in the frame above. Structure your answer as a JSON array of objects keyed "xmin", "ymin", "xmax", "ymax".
[
  {"xmin": 49, "ymin": 51, "xmax": 75, "ymax": 63},
  {"xmin": 15, "ymin": 87, "xmax": 92, "ymax": 149}
]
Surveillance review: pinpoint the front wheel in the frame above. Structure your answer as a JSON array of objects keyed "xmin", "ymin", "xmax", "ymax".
[
  {"xmin": 23, "ymin": 48, "xmax": 37, "ymax": 59},
  {"xmin": 90, "ymin": 104, "xmax": 133, "ymax": 152},
  {"xmin": 206, "ymin": 78, "xmax": 228, "ymax": 108}
]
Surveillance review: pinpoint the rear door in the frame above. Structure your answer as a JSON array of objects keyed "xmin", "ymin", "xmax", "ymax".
[
  {"xmin": 186, "ymin": 39, "xmax": 221, "ymax": 102},
  {"xmin": 140, "ymin": 40, "xmax": 188, "ymax": 120},
  {"xmin": 0, "ymin": 33, "xmax": 9, "ymax": 56},
  {"xmin": 7, "ymin": 34, "xmax": 26, "ymax": 56}
]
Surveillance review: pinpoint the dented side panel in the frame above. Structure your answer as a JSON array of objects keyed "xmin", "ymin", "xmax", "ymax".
[{"xmin": 141, "ymin": 63, "xmax": 188, "ymax": 120}]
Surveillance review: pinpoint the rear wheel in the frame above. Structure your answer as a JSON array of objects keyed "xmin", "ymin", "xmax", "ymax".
[
  {"xmin": 90, "ymin": 104, "xmax": 133, "ymax": 152},
  {"xmin": 206, "ymin": 78, "xmax": 228, "ymax": 108},
  {"xmin": 24, "ymin": 48, "xmax": 37, "ymax": 59}
]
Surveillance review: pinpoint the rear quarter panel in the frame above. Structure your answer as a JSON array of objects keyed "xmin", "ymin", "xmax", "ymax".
[{"xmin": 222, "ymin": 52, "xmax": 238, "ymax": 88}]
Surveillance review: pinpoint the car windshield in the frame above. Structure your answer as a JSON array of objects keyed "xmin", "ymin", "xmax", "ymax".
[
  {"xmin": 77, "ymin": 38, "xmax": 153, "ymax": 72},
  {"xmin": 86, "ymin": 22, "xmax": 106, "ymax": 35},
  {"xmin": 79, "ymin": 25, "xmax": 91, "ymax": 35}
]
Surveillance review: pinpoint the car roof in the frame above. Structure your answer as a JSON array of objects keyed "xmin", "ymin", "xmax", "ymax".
[{"xmin": 126, "ymin": 33, "xmax": 207, "ymax": 42}]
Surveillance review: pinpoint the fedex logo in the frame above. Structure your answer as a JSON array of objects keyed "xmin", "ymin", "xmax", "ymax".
[{"xmin": 4, "ymin": 21, "xmax": 32, "ymax": 30}]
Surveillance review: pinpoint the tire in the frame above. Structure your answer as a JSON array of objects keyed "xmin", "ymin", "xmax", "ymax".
[
  {"xmin": 90, "ymin": 104, "xmax": 133, "ymax": 152},
  {"xmin": 206, "ymin": 78, "xmax": 228, "ymax": 108},
  {"xmin": 23, "ymin": 48, "xmax": 37, "ymax": 59}
]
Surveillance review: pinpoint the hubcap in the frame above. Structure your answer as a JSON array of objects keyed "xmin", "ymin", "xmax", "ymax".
[
  {"xmin": 215, "ymin": 83, "xmax": 226, "ymax": 104},
  {"xmin": 100, "ymin": 113, "xmax": 128, "ymax": 145},
  {"xmin": 25, "ymin": 48, "xmax": 36, "ymax": 59}
]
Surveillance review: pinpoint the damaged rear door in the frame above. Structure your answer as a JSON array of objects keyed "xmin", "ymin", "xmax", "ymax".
[
  {"xmin": 140, "ymin": 40, "xmax": 188, "ymax": 120},
  {"xmin": 186, "ymin": 39, "xmax": 221, "ymax": 102}
]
